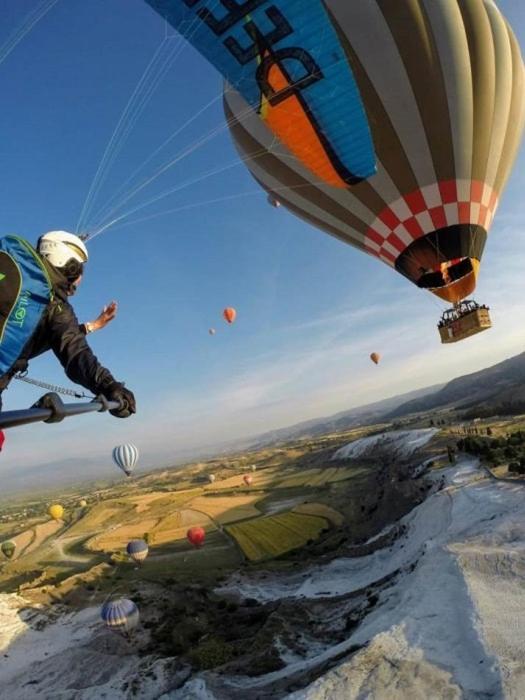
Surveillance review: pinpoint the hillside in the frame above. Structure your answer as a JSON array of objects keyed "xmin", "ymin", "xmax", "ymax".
[{"xmin": 389, "ymin": 351, "xmax": 525, "ymax": 419}]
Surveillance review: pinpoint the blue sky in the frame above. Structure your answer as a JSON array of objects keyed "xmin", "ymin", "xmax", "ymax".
[{"xmin": 1, "ymin": 0, "xmax": 524, "ymax": 483}]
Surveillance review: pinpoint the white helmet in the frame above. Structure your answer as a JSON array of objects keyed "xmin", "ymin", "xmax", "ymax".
[{"xmin": 37, "ymin": 231, "xmax": 88, "ymax": 277}]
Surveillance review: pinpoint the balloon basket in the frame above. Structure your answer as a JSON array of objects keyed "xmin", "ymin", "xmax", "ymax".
[{"xmin": 438, "ymin": 300, "xmax": 491, "ymax": 344}]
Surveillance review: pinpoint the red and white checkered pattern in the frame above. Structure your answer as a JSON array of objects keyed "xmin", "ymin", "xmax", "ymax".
[{"xmin": 364, "ymin": 180, "xmax": 499, "ymax": 267}]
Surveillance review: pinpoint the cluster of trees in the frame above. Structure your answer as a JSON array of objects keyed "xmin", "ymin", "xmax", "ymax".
[
  {"xmin": 428, "ymin": 418, "xmax": 450, "ymax": 426},
  {"xmin": 456, "ymin": 430, "xmax": 525, "ymax": 473}
]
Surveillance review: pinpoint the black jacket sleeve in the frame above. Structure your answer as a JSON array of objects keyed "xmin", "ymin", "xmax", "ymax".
[{"xmin": 47, "ymin": 301, "xmax": 116, "ymax": 395}]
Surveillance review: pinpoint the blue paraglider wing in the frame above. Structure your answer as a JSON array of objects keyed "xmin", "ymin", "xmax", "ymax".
[{"xmin": 144, "ymin": 0, "xmax": 376, "ymax": 187}]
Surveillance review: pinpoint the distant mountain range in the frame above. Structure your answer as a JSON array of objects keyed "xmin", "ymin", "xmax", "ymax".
[
  {"xmin": 248, "ymin": 351, "xmax": 525, "ymax": 447},
  {"xmin": 5, "ymin": 352, "xmax": 524, "ymax": 496},
  {"xmin": 247, "ymin": 384, "xmax": 443, "ymax": 448}
]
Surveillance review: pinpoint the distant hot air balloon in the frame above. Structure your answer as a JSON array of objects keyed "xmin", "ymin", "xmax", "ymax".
[
  {"xmin": 208, "ymin": 328, "xmax": 216, "ymax": 336},
  {"xmin": 370, "ymin": 353, "xmax": 381, "ymax": 366},
  {"xmin": 221, "ymin": 0, "xmax": 525, "ymax": 329},
  {"xmin": 79, "ymin": 499, "xmax": 88, "ymax": 508},
  {"xmin": 251, "ymin": 465, "xmax": 257, "ymax": 472},
  {"xmin": 187, "ymin": 526, "xmax": 205, "ymax": 548},
  {"xmin": 101, "ymin": 598, "xmax": 140, "ymax": 634},
  {"xmin": 243, "ymin": 475, "xmax": 253, "ymax": 487},
  {"xmin": 48, "ymin": 504, "xmax": 64, "ymax": 521},
  {"xmin": 208, "ymin": 474, "xmax": 216, "ymax": 484},
  {"xmin": 1, "ymin": 541, "xmax": 16, "ymax": 560},
  {"xmin": 0, "ymin": 430, "xmax": 5, "ymax": 451},
  {"xmin": 126, "ymin": 539, "xmax": 149, "ymax": 564},
  {"xmin": 112, "ymin": 444, "xmax": 139, "ymax": 477},
  {"xmin": 223, "ymin": 308, "xmax": 236, "ymax": 324}
]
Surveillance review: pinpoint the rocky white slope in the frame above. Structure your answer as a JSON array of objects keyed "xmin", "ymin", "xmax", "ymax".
[{"xmin": 2, "ymin": 429, "xmax": 524, "ymax": 699}]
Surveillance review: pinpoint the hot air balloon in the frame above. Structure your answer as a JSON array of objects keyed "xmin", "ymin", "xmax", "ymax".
[
  {"xmin": 0, "ymin": 430, "xmax": 5, "ymax": 451},
  {"xmin": 220, "ymin": 0, "xmax": 525, "ymax": 342},
  {"xmin": 209, "ymin": 328, "xmax": 216, "ymax": 336},
  {"xmin": 251, "ymin": 465, "xmax": 257, "ymax": 472},
  {"xmin": 243, "ymin": 475, "xmax": 253, "ymax": 487},
  {"xmin": 79, "ymin": 499, "xmax": 88, "ymax": 508},
  {"xmin": 48, "ymin": 504, "xmax": 64, "ymax": 521},
  {"xmin": 370, "ymin": 353, "xmax": 381, "ymax": 365},
  {"xmin": 208, "ymin": 474, "xmax": 216, "ymax": 484},
  {"xmin": 101, "ymin": 598, "xmax": 140, "ymax": 634},
  {"xmin": 112, "ymin": 444, "xmax": 139, "ymax": 477},
  {"xmin": 187, "ymin": 526, "xmax": 205, "ymax": 548},
  {"xmin": 126, "ymin": 539, "xmax": 149, "ymax": 564},
  {"xmin": 223, "ymin": 308, "xmax": 236, "ymax": 324},
  {"xmin": 1, "ymin": 541, "xmax": 16, "ymax": 560}
]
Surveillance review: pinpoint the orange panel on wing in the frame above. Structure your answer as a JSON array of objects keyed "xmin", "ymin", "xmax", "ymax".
[{"xmin": 262, "ymin": 58, "xmax": 348, "ymax": 189}]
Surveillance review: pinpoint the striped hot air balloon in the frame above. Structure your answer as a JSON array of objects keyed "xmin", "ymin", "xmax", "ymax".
[
  {"xmin": 101, "ymin": 598, "xmax": 140, "ymax": 634},
  {"xmin": 126, "ymin": 539, "xmax": 149, "ymax": 564},
  {"xmin": 112, "ymin": 444, "xmax": 139, "ymax": 477},
  {"xmin": 223, "ymin": 0, "xmax": 525, "ymax": 306}
]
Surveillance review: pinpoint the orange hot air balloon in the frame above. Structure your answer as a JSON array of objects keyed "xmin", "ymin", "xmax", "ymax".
[
  {"xmin": 223, "ymin": 308, "xmax": 236, "ymax": 324},
  {"xmin": 187, "ymin": 526, "xmax": 205, "ymax": 548},
  {"xmin": 243, "ymin": 475, "xmax": 253, "ymax": 487},
  {"xmin": 370, "ymin": 353, "xmax": 381, "ymax": 365}
]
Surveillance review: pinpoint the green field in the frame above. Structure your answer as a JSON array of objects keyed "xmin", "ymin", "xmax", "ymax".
[{"xmin": 226, "ymin": 512, "xmax": 328, "ymax": 561}]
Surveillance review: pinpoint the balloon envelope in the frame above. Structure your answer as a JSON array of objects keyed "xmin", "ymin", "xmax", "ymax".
[
  {"xmin": 187, "ymin": 526, "xmax": 205, "ymax": 548},
  {"xmin": 112, "ymin": 444, "xmax": 139, "ymax": 476},
  {"xmin": 208, "ymin": 328, "xmax": 216, "ymax": 336},
  {"xmin": 223, "ymin": 308, "xmax": 236, "ymax": 324},
  {"xmin": 243, "ymin": 475, "xmax": 253, "ymax": 486},
  {"xmin": 370, "ymin": 353, "xmax": 381, "ymax": 365},
  {"xmin": 48, "ymin": 504, "xmax": 64, "ymax": 521},
  {"xmin": 225, "ymin": 0, "xmax": 525, "ymax": 305},
  {"xmin": 208, "ymin": 474, "xmax": 216, "ymax": 484},
  {"xmin": 126, "ymin": 539, "xmax": 149, "ymax": 563},
  {"xmin": 1, "ymin": 541, "xmax": 15, "ymax": 560},
  {"xmin": 101, "ymin": 598, "xmax": 139, "ymax": 633},
  {"xmin": 79, "ymin": 499, "xmax": 88, "ymax": 508}
]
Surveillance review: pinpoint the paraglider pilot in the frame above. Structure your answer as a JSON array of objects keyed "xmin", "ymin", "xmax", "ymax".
[{"xmin": 0, "ymin": 231, "xmax": 135, "ymax": 417}]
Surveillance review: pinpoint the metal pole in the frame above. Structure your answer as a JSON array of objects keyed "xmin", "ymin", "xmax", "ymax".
[{"xmin": 0, "ymin": 398, "xmax": 121, "ymax": 430}]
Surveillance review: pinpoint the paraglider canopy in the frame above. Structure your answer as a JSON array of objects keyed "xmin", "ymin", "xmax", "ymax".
[
  {"xmin": 112, "ymin": 444, "xmax": 139, "ymax": 477},
  {"xmin": 187, "ymin": 526, "xmax": 205, "ymax": 548},
  {"xmin": 48, "ymin": 504, "xmax": 64, "ymax": 521},
  {"xmin": 223, "ymin": 308, "xmax": 236, "ymax": 324}
]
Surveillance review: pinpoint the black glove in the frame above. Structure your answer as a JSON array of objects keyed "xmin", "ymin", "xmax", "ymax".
[{"xmin": 102, "ymin": 382, "xmax": 136, "ymax": 418}]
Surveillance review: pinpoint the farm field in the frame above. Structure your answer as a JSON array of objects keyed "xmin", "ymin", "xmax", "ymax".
[{"xmin": 226, "ymin": 511, "xmax": 329, "ymax": 561}]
